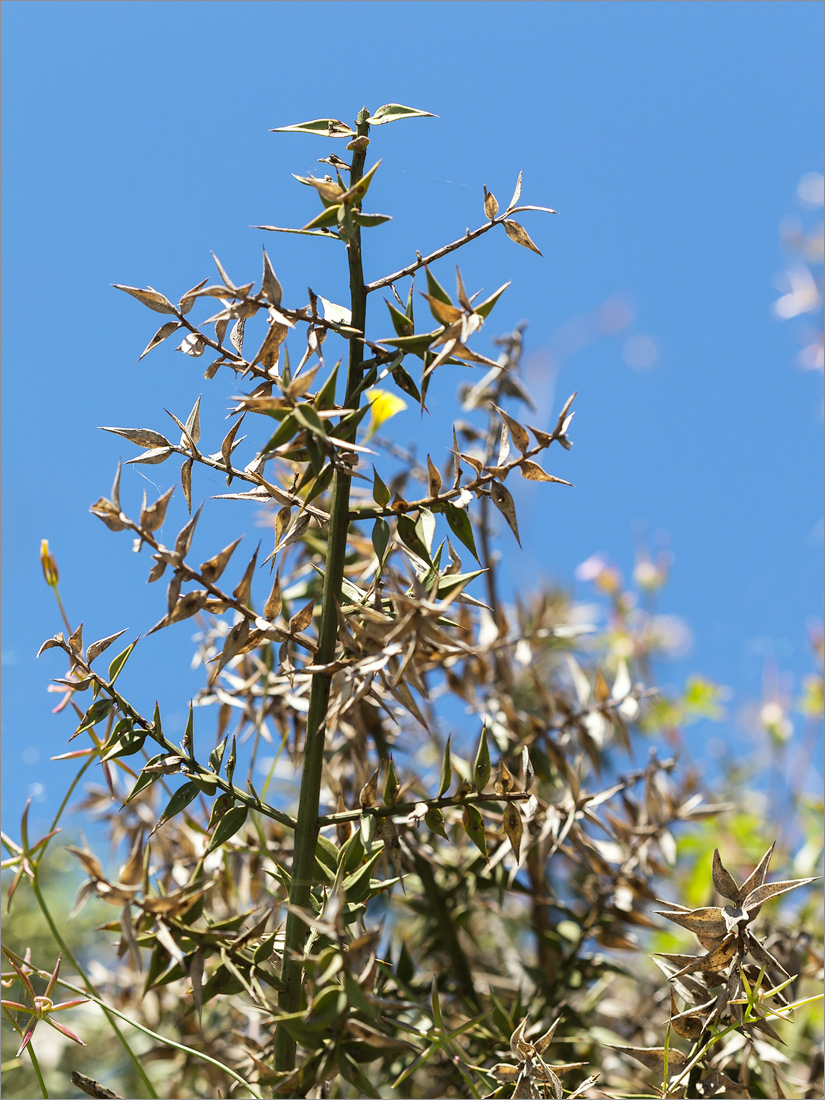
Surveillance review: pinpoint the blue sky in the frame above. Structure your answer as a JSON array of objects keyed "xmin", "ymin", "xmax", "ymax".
[{"xmin": 2, "ymin": 1, "xmax": 823, "ymax": 837}]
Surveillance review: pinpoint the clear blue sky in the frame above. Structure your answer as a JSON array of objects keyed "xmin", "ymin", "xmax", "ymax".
[{"xmin": 2, "ymin": 1, "xmax": 823, "ymax": 837}]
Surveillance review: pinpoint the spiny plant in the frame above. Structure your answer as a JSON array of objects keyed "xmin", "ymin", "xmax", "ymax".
[{"xmin": 4, "ymin": 105, "xmax": 821, "ymax": 1100}]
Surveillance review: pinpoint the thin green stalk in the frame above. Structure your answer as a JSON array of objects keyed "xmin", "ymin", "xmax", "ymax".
[
  {"xmin": 274, "ymin": 106, "xmax": 372, "ymax": 1076},
  {"xmin": 30, "ymin": 878, "xmax": 159, "ymax": 1100},
  {"xmin": 51, "ymin": 976, "xmax": 262, "ymax": 1100},
  {"xmin": 26, "ymin": 1042, "xmax": 49, "ymax": 1099}
]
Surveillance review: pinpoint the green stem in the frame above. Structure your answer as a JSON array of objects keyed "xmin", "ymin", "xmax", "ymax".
[
  {"xmin": 26, "ymin": 1041, "xmax": 49, "ymax": 1099},
  {"xmin": 30, "ymin": 879, "xmax": 159, "ymax": 1099},
  {"xmin": 51, "ymin": 977, "xmax": 262, "ymax": 1099},
  {"xmin": 274, "ymin": 107, "xmax": 372, "ymax": 1077}
]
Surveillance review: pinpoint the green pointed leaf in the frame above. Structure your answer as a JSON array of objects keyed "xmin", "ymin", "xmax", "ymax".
[
  {"xmin": 209, "ymin": 736, "xmax": 228, "ymax": 775},
  {"xmin": 462, "ymin": 804, "xmax": 488, "ymax": 860},
  {"xmin": 384, "ymin": 757, "xmax": 400, "ymax": 808},
  {"xmin": 372, "ymin": 517, "xmax": 390, "ymax": 565},
  {"xmin": 372, "ymin": 467, "xmax": 390, "ymax": 507},
  {"xmin": 225, "ymin": 735, "xmax": 237, "ymax": 786},
  {"xmin": 302, "ymin": 205, "xmax": 343, "ymax": 231},
  {"xmin": 473, "ymin": 724, "xmax": 491, "ymax": 791},
  {"xmin": 315, "ymin": 360, "xmax": 340, "ymax": 410},
  {"xmin": 425, "ymin": 805, "xmax": 448, "ymax": 839},
  {"xmin": 415, "ymin": 507, "xmax": 436, "ymax": 557},
  {"xmin": 125, "ymin": 753, "xmax": 166, "ymax": 803},
  {"xmin": 397, "ymin": 514, "xmax": 431, "ymax": 564},
  {"xmin": 353, "ymin": 211, "xmax": 392, "ymax": 228},
  {"xmin": 444, "ymin": 501, "xmax": 479, "ymax": 562},
  {"xmin": 75, "ymin": 698, "xmax": 114, "ymax": 736},
  {"xmin": 385, "ymin": 299, "xmax": 414, "ymax": 337},
  {"xmin": 425, "ymin": 266, "xmax": 453, "ymax": 306},
  {"xmin": 108, "ymin": 640, "xmax": 137, "ymax": 684},
  {"xmin": 343, "ymin": 846, "xmax": 384, "ymax": 903},
  {"xmin": 205, "ymin": 805, "xmax": 249, "ymax": 854},
  {"xmin": 153, "ymin": 781, "xmax": 199, "ymax": 833},
  {"xmin": 437, "ymin": 735, "xmax": 453, "ymax": 797},
  {"xmin": 378, "ymin": 330, "xmax": 441, "ymax": 357},
  {"xmin": 474, "ymin": 282, "xmax": 511, "ymax": 319},
  {"xmin": 261, "ymin": 413, "xmax": 299, "ymax": 454},
  {"xmin": 392, "ymin": 362, "xmax": 422, "ymax": 402}
]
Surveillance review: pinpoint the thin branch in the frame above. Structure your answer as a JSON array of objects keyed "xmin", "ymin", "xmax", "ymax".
[
  {"xmin": 50, "ymin": 640, "xmax": 297, "ymax": 829},
  {"xmin": 365, "ymin": 204, "xmax": 556, "ymax": 294}
]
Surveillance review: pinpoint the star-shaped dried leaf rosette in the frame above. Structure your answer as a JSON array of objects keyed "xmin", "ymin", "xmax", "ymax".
[
  {"xmin": 655, "ymin": 842, "xmax": 817, "ymax": 1036},
  {"xmin": 485, "ymin": 1016, "xmax": 599, "ymax": 1100}
]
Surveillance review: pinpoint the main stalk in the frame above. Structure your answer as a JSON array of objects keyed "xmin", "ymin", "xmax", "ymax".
[{"xmin": 274, "ymin": 107, "xmax": 371, "ymax": 1078}]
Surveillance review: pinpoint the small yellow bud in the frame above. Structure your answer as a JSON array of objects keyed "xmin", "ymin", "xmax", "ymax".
[{"xmin": 40, "ymin": 540, "xmax": 59, "ymax": 587}]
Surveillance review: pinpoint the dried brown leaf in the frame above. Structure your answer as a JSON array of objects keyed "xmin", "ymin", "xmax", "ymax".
[
  {"xmin": 140, "ymin": 487, "xmax": 174, "ymax": 533},
  {"xmin": 493, "ymin": 405, "xmax": 530, "ymax": 454},
  {"xmin": 101, "ymin": 426, "xmax": 172, "ymax": 449},
  {"xmin": 504, "ymin": 219, "xmax": 542, "ymax": 256},
  {"xmin": 200, "ymin": 538, "xmax": 243, "ymax": 585},
  {"xmin": 137, "ymin": 321, "xmax": 183, "ymax": 361},
  {"xmin": 289, "ymin": 597, "xmax": 315, "ymax": 633},
  {"xmin": 426, "ymin": 454, "xmax": 442, "ymax": 498},
  {"xmin": 180, "ymin": 458, "xmax": 193, "ymax": 513},
  {"xmin": 502, "ymin": 803, "xmax": 523, "ymax": 862},
  {"xmin": 519, "ymin": 460, "xmax": 572, "ymax": 485},
  {"xmin": 261, "ymin": 248, "xmax": 283, "ymax": 306},
  {"xmin": 263, "ymin": 573, "xmax": 282, "ymax": 620},
  {"xmin": 656, "ymin": 906, "xmax": 727, "ymax": 939},
  {"xmin": 360, "ymin": 766, "xmax": 380, "ymax": 810},
  {"xmin": 232, "ymin": 544, "xmax": 260, "ymax": 606},
  {"xmin": 490, "ymin": 481, "xmax": 521, "ymax": 546},
  {"xmin": 483, "ymin": 185, "xmax": 499, "ymax": 220},
  {"xmin": 743, "ymin": 876, "xmax": 818, "ymax": 913},
  {"xmin": 175, "ymin": 504, "xmax": 203, "ymax": 558},
  {"xmin": 86, "ymin": 629, "xmax": 128, "ymax": 665},
  {"xmin": 113, "ymin": 284, "xmax": 177, "ymax": 314},
  {"xmin": 610, "ymin": 1045, "xmax": 687, "ymax": 1074},
  {"xmin": 124, "ymin": 447, "xmax": 173, "ymax": 466}
]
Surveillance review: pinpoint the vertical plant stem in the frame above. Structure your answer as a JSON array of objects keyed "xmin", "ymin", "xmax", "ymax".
[
  {"xmin": 274, "ymin": 107, "xmax": 371, "ymax": 1076},
  {"xmin": 26, "ymin": 1042, "xmax": 49, "ymax": 1099}
]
